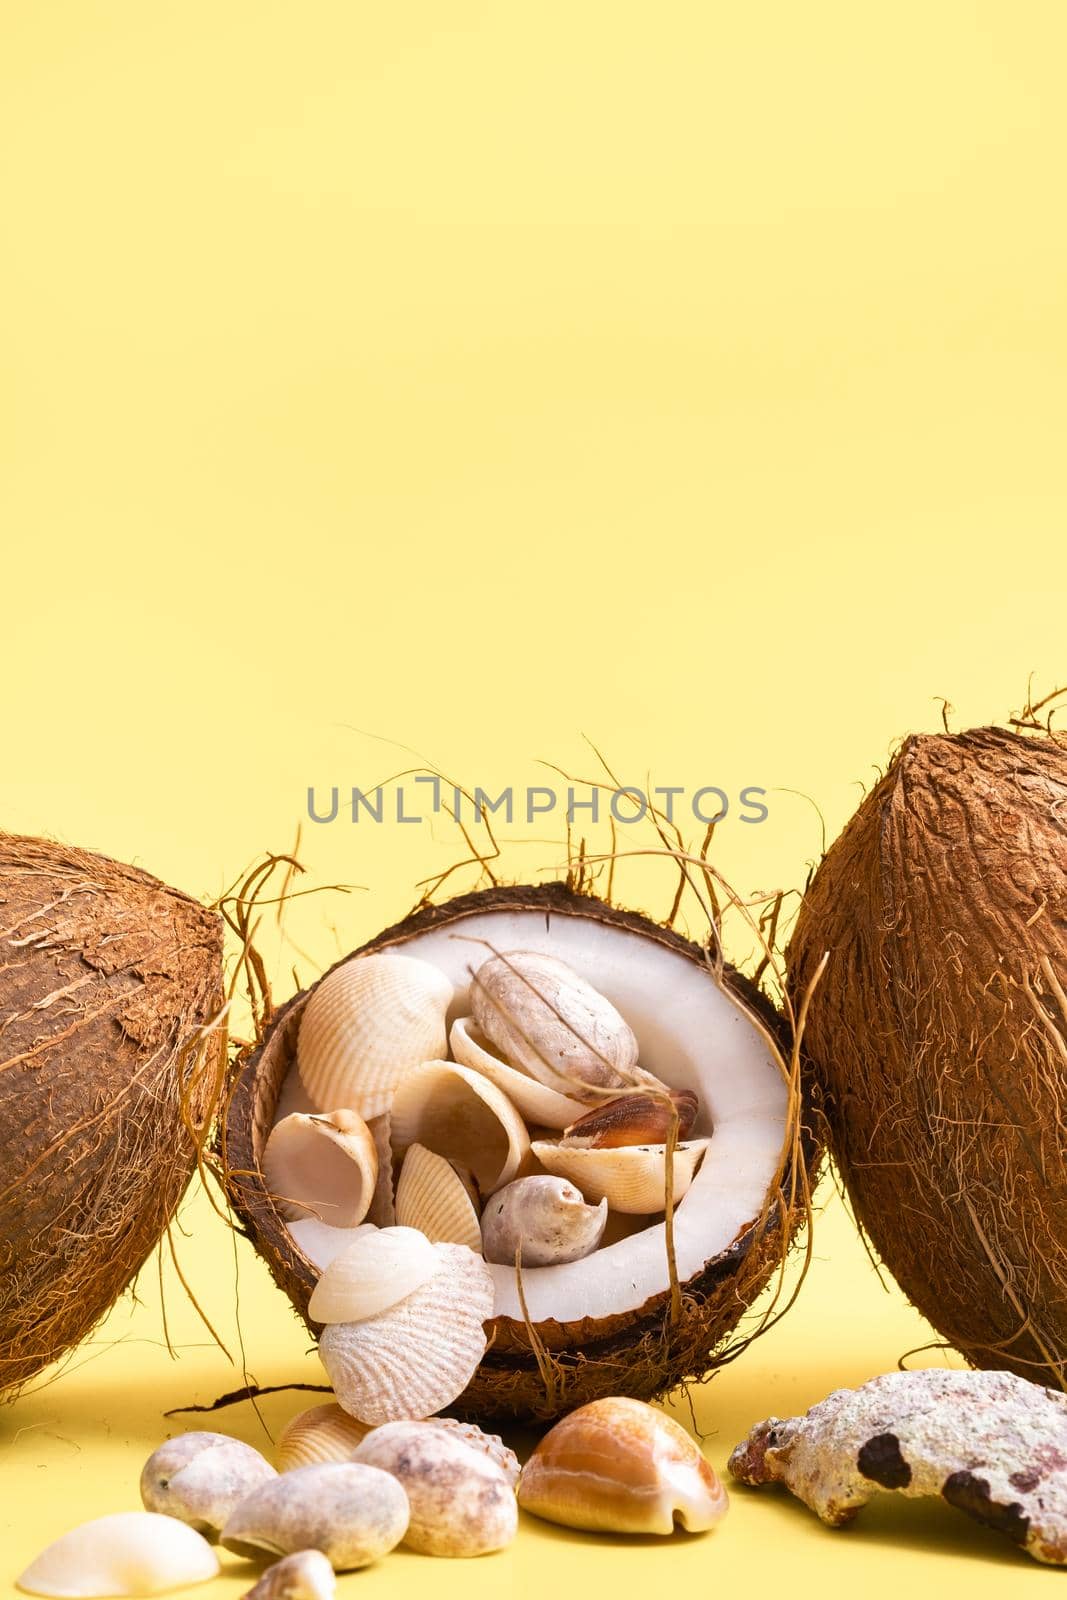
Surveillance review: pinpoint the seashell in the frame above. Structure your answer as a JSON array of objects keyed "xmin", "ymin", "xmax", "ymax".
[
  {"xmin": 531, "ymin": 1137, "xmax": 709, "ymax": 1215},
  {"xmin": 365, "ymin": 1113, "xmax": 396, "ymax": 1226},
  {"xmin": 470, "ymin": 950, "xmax": 638, "ymax": 1099},
  {"xmin": 276, "ymin": 1403, "xmax": 371, "ymax": 1472},
  {"xmin": 16, "ymin": 1512, "xmax": 219, "ymax": 1597},
  {"xmin": 426, "ymin": 1418, "xmax": 521, "ymax": 1487},
  {"xmin": 297, "ymin": 953, "xmax": 453, "ymax": 1119},
  {"xmin": 140, "ymin": 1432, "xmax": 277, "ymax": 1539},
  {"xmin": 391, "ymin": 1060, "xmax": 529, "ymax": 1194},
  {"xmin": 394, "ymin": 1143, "xmax": 481, "ymax": 1251},
  {"xmin": 481, "ymin": 1175, "xmax": 607, "ymax": 1267},
  {"xmin": 353, "ymin": 1421, "xmax": 518, "ymax": 1557},
  {"xmin": 518, "ymin": 1397, "xmax": 729, "ymax": 1534},
  {"xmin": 307, "ymin": 1225, "xmax": 441, "ymax": 1324},
  {"xmin": 286, "ymin": 1219, "xmax": 374, "ymax": 1273},
  {"xmin": 563, "ymin": 1088, "xmax": 699, "ymax": 1148},
  {"xmin": 262, "ymin": 1111, "xmax": 378, "ymax": 1228},
  {"xmin": 449, "ymin": 1016, "xmax": 587, "ymax": 1129},
  {"xmin": 319, "ymin": 1243, "xmax": 494, "ymax": 1425},
  {"xmin": 221, "ymin": 1462, "xmax": 409, "ymax": 1571},
  {"xmin": 242, "ymin": 1550, "xmax": 335, "ymax": 1600}
]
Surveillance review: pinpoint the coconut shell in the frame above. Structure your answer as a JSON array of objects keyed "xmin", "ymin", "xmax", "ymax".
[
  {"xmin": 788, "ymin": 726, "xmax": 1067, "ymax": 1385},
  {"xmin": 224, "ymin": 882, "xmax": 815, "ymax": 1423},
  {"xmin": 0, "ymin": 834, "xmax": 224, "ymax": 1397}
]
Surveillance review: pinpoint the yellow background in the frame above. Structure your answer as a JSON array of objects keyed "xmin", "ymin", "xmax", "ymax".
[{"xmin": 2, "ymin": 3, "xmax": 1066, "ymax": 1595}]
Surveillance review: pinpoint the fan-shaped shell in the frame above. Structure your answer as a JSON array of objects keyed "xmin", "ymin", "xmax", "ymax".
[
  {"xmin": 297, "ymin": 954, "xmax": 453, "ymax": 1119},
  {"xmin": 319, "ymin": 1243, "xmax": 494, "ymax": 1425},
  {"xmin": 276, "ymin": 1403, "xmax": 371, "ymax": 1471},
  {"xmin": 531, "ymin": 1138, "xmax": 710, "ymax": 1215},
  {"xmin": 394, "ymin": 1143, "xmax": 481, "ymax": 1251},
  {"xmin": 391, "ymin": 1060, "xmax": 529, "ymax": 1195},
  {"xmin": 262, "ymin": 1111, "xmax": 378, "ymax": 1228},
  {"xmin": 449, "ymin": 1016, "xmax": 586, "ymax": 1129},
  {"xmin": 308, "ymin": 1226, "xmax": 441, "ymax": 1324}
]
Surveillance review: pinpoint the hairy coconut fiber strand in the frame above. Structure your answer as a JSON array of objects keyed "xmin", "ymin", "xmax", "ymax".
[
  {"xmin": 788, "ymin": 727, "xmax": 1067, "ymax": 1386},
  {"xmin": 0, "ymin": 835, "xmax": 224, "ymax": 1397}
]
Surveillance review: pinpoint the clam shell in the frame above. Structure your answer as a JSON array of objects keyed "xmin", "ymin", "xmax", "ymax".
[
  {"xmin": 563, "ymin": 1088, "xmax": 700, "ymax": 1148},
  {"xmin": 531, "ymin": 1138, "xmax": 710, "ymax": 1215},
  {"xmin": 353, "ymin": 1421, "xmax": 518, "ymax": 1557},
  {"xmin": 394, "ymin": 1143, "xmax": 481, "ymax": 1251},
  {"xmin": 140, "ymin": 1432, "xmax": 277, "ymax": 1538},
  {"xmin": 449, "ymin": 1016, "xmax": 587, "ymax": 1129},
  {"xmin": 297, "ymin": 953, "xmax": 453, "ymax": 1119},
  {"xmin": 391, "ymin": 1060, "xmax": 529, "ymax": 1194},
  {"xmin": 286, "ymin": 1219, "xmax": 374, "ymax": 1273},
  {"xmin": 16, "ymin": 1513, "xmax": 219, "ymax": 1597},
  {"xmin": 481, "ymin": 1174, "xmax": 607, "ymax": 1266},
  {"xmin": 221, "ymin": 1462, "xmax": 409, "ymax": 1570},
  {"xmin": 276, "ymin": 1403, "xmax": 372, "ymax": 1472},
  {"xmin": 308, "ymin": 1225, "xmax": 442, "ymax": 1324},
  {"xmin": 262, "ymin": 1111, "xmax": 378, "ymax": 1228},
  {"xmin": 319, "ymin": 1243, "xmax": 494, "ymax": 1425}
]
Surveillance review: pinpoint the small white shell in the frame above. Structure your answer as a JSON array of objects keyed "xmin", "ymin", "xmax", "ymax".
[
  {"xmin": 286, "ymin": 1219, "xmax": 375, "ymax": 1273},
  {"xmin": 297, "ymin": 953, "xmax": 453, "ymax": 1119},
  {"xmin": 394, "ymin": 1143, "xmax": 481, "ymax": 1251},
  {"xmin": 262, "ymin": 1111, "xmax": 378, "ymax": 1227},
  {"xmin": 391, "ymin": 1060, "xmax": 529, "ymax": 1194},
  {"xmin": 449, "ymin": 1016, "xmax": 587, "ymax": 1129},
  {"xmin": 140, "ymin": 1432, "xmax": 277, "ymax": 1538},
  {"xmin": 470, "ymin": 950, "xmax": 638, "ymax": 1098},
  {"xmin": 276, "ymin": 1403, "xmax": 372, "ymax": 1472},
  {"xmin": 242, "ymin": 1550, "xmax": 335, "ymax": 1600},
  {"xmin": 531, "ymin": 1138, "xmax": 710, "ymax": 1214},
  {"xmin": 16, "ymin": 1512, "xmax": 219, "ymax": 1597},
  {"xmin": 427, "ymin": 1418, "xmax": 521, "ymax": 1487},
  {"xmin": 221, "ymin": 1463, "xmax": 409, "ymax": 1571},
  {"xmin": 481, "ymin": 1174, "xmax": 608, "ymax": 1266},
  {"xmin": 308, "ymin": 1226, "xmax": 441, "ymax": 1324},
  {"xmin": 353, "ymin": 1421, "xmax": 518, "ymax": 1557},
  {"xmin": 319, "ymin": 1243, "xmax": 494, "ymax": 1425}
]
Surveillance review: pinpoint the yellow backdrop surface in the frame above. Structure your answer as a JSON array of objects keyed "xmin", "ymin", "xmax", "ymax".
[{"xmin": 2, "ymin": 4, "xmax": 1066, "ymax": 1596}]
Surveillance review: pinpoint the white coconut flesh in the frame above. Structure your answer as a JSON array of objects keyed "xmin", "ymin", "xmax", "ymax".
[{"xmin": 277, "ymin": 908, "xmax": 788, "ymax": 1327}]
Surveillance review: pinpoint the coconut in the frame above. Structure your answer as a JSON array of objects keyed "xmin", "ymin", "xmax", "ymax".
[
  {"xmin": 788, "ymin": 725, "xmax": 1067, "ymax": 1386},
  {"xmin": 223, "ymin": 882, "xmax": 814, "ymax": 1423},
  {"xmin": 0, "ymin": 834, "xmax": 224, "ymax": 1398}
]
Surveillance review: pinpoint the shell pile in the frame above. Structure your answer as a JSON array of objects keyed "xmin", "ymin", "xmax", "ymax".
[{"xmin": 262, "ymin": 947, "xmax": 710, "ymax": 1425}]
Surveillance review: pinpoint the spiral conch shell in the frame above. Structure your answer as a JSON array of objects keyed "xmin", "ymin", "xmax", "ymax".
[
  {"xmin": 394, "ymin": 1143, "xmax": 482, "ymax": 1251},
  {"xmin": 308, "ymin": 1226, "xmax": 441, "ymax": 1324},
  {"xmin": 353, "ymin": 1421, "xmax": 518, "ymax": 1557},
  {"xmin": 276, "ymin": 1403, "xmax": 371, "ymax": 1472},
  {"xmin": 481, "ymin": 1175, "xmax": 607, "ymax": 1267},
  {"xmin": 297, "ymin": 953, "xmax": 453, "ymax": 1119},
  {"xmin": 470, "ymin": 950, "xmax": 638, "ymax": 1099},
  {"xmin": 16, "ymin": 1513, "xmax": 219, "ymax": 1597},
  {"xmin": 319, "ymin": 1243, "xmax": 494, "ymax": 1424},
  {"xmin": 531, "ymin": 1137, "xmax": 709, "ymax": 1215},
  {"xmin": 140, "ymin": 1432, "xmax": 277, "ymax": 1538},
  {"xmin": 391, "ymin": 1060, "xmax": 529, "ymax": 1194},
  {"xmin": 263, "ymin": 1112, "xmax": 378, "ymax": 1228},
  {"xmin": 449, "ymin": 1016, "xmax": 586, "ymax": 1129},
  {"xmin": 221, "ymin": 1463, "xmax": 409, "ymax": 1570}
]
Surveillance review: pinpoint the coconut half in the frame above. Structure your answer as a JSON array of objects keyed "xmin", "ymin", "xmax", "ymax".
[{"xmin": 224, "ymin": 883, "xmax": 812, "ymax": 1421}]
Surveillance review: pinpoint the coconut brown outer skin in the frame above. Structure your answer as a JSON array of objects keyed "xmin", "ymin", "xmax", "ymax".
[
  {"xmin": 0, "ymin": 834, "xmax": 224, "ymax": 1398},
  {"xmin": 788, "ymin": 727, "xmax": 1067, "ymax": 1385},
  {"xmin": 224, "ymin": 882, "xmax": 816, "ymax": 1424}
]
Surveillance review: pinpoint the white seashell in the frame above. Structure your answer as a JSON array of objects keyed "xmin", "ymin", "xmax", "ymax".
[
  {"xmin": 449, "ymin": 1016, "xmax": 587, "ymax": 1129},
  {"xmin": 140, "ymin": 1432, "xmax": 277, "ymax": 1538},
  {"xmin": 394, "ymin": 1143, "xmax": 481, "ymax": 1251},
  {"xmin": 308, "ymin": 1226, "xmax": 441, "ymax": 1324},
  {"xmin": 470, "ymin": 950, "xmax": 639, "ymax": 1099},
  {"xmin": 319, "ymin": 1243, "xmax": 494, "ymax": 1425},
  {"xmin": 531, "ymin": 1138, "xmax": 710, "ymax": 1215},
  {"xmin": 276, "ymin": 1403, "xmax": 371, "ymax": 1472},
  {"xmin": 297, "ymin": 953, "xmax": 453, "ymax": 1119},
  {"xmin": 221, "ymin": 1463, "xmax": 409, "ymax": 1571},
  {"xmin": 353, "ymin": 1421, "xmax": 518, "ymax": 1557},
  {"xmin": 426, "ymin": 1418, "xmax": 521, "ymax": 1487},
  {"xmin": 365, "ymin": 1113, "xmax": 396, "ymax": 1226},
  {"xmin": 262, "ymin": 1111, "xmax": 378, "ymax": 1228},
  {"xmin": 242, "ymin": 1550, "xmax": 335, "ymax": 1600},
  {"xmin": 286, "ymin": 1219, "xmax": 375, "ymax": 1273},
  {"xmin": 390, "ymin": 1060, "xmax": 529, "ymax": 1194},
  {"xmin": 16, "ymin": 1512, "xmax": 219, "ymax": 1597},
  {"xmin": 481, "ymin": 1174, "xmax": 607, "ymax": 1267}
]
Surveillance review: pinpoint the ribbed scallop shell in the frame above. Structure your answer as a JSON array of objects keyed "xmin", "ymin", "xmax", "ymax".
[
  {"xmin": 449, "ymin": 1016, "xmax": 587, "ymax": 1129},
  {"xmin": 391, "ymin": 1060, "xmax": 529, "ymax": 1195},
  {"xmin": 297, "ymin": 954, "xmax": 453, "ymax": 1119},
  {"xmin": 394, "ymin": 1143, "xmax": 481, "ymax": 1251},
  {"xmin": 308, "ymin": 1225, "xmax": 442, "ymax": 1324},
  {"xmin": 276, "ymin": 1402, "xmax": 372, "ymax": 1471},
  {"xmin": 319, "ymin": 1243, "xmax": 494, "ymax": 1425},
  {"xmin": 262, "ymin": 1111, "xmax": 378, "ymax": 1227},
  {"xmin": 531, "ymin": 1138, "xmax": 710, "ymax": 1215}
]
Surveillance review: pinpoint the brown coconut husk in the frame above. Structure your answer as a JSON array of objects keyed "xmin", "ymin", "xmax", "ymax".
[
  {"xmin": 788, "ymin": 724, "xmax": 1067, "ymax": 1387},
  {"xmin": 224, "ymin": 880, "xmax": 819, "ymax": 1424},
  {"xmin": 0, "ymin": 834, "xmax": 225, "ymax": 1399}
]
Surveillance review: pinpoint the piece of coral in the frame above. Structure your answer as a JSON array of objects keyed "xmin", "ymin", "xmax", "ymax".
[{"xmin": 729, "ymin": 1369, "xmax": 1067, "ymax": 1565}]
